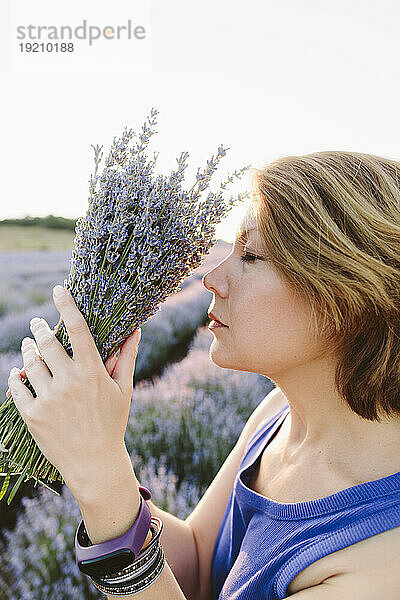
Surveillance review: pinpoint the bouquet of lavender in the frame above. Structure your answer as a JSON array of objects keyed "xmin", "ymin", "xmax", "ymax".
[{"xmin": 0, "ymin": 108, "xmax": 250, "ymax": 504}]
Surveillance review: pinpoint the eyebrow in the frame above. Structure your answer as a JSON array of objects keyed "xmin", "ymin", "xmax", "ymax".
[{"xmin": 235, "ymin": 226, "xmax": 256, "ymax": 244}]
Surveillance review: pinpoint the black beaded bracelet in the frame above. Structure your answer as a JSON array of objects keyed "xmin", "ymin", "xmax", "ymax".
[{"xmin": 90, "ymin": 545, "xmax": 166, "ymax": 596}]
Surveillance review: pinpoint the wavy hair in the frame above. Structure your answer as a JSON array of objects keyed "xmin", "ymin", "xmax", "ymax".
[{"xmin": 251, "ymin": 151, "xmax": 400, "ymax": 421}]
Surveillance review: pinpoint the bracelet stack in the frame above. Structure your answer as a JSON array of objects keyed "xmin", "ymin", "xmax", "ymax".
[{"xmin": 89, "ymin": 516, "xmax": 165, "ymax": 596}]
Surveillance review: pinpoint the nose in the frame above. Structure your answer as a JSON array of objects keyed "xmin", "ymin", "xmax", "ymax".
[
  {"xmin": 202, "ymin": 242, "xmax": 234, "ymax": 294},
  {"xmin": 202, "ymin": 263, "xmax": 228, "ymax": 297},
  {"xmin": 202, "ymin": 264, "xmax": 218, "ymax": 292}
]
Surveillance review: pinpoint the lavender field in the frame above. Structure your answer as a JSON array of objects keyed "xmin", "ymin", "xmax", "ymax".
[{"xmin": 0, "ymin": 242, "xmax": 274, "ymax": 599}]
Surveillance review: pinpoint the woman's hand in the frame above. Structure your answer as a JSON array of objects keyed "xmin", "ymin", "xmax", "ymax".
[{"xmin": 7, "ymin": 285, "xmax": 141, "ymax": 498}]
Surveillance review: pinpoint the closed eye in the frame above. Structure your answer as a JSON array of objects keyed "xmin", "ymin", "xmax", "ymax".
[{"xmin": 240, "ymin": 252, "xmax": 264, "ymax": 263}]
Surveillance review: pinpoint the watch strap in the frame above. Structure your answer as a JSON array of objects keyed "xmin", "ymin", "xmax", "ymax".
[{"xmin": 75, "ymin": 485, "xmax": 152, "ymax": 567}]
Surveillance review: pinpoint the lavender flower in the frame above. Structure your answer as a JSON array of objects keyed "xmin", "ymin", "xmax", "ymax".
[{"xmin": 0, "ymin": 108, "xmax": 250, "ymax": 504}]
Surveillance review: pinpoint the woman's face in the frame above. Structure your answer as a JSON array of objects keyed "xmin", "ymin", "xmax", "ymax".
[{"xmin": 201, "ymin": 219, "xmax": 321, "ymax": 378}]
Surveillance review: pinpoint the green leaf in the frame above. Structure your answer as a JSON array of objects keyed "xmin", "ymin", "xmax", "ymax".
[
  {"xmin": 0, "ymin": 473, "xmax": 10, "ymax": 501},
  {"xmin": 7, "ymin": 464, "xmax": 29, "ymax": 506},
  {"xmin": 0, "ymin": 441, "xmax": 9, "ymax": 453}
]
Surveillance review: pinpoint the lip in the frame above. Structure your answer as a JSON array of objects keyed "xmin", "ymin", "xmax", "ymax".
[
  {"xmin": 208, "ymin": 321, "xmax": 228, "ymax": 330},
  {"xmin": 208, "ymin": 312, "xmax": 228, "ymax": 327}
]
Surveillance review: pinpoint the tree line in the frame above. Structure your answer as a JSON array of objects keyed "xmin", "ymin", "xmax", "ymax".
[{"xmin": 0, "ymin": 215, "xmax": 77, "ymax": 230}]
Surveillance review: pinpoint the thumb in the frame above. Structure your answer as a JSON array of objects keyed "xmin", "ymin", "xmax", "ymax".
[{"xmin": 111, "ymin": 328, "xmax": 141, "ymax": 394}]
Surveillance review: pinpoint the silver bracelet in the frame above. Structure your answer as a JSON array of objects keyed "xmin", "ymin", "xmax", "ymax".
[
  {"xmin": 90, "ymin": 545, "xmax": 166, "ymax": 596},
  {"xmin": 89, "ymin": 516, "xmax": 165, "ymax": 595}
]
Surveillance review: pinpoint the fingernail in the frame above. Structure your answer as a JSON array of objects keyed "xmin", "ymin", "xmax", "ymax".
[
  {"xmin": 30, "ymin": 317, "xmax": 41, "ymax": 327},
  {"xmin": 53, "ymin": 285, "xmax": 65, "ymax": 298},
  {"xmin": 21, "ymin": 337, "xmax": 33, "ymax": 346}
]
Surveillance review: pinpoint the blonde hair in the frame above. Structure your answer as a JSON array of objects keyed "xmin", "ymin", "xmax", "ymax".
[{"xmin": 251, "ymin": 151, "xmax": 400, "ymax": 421}]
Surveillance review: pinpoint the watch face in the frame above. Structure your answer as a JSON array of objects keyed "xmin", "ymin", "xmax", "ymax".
[{"xmin": 79, "ymin": 549, "xmax": 135, "ymax": 578}]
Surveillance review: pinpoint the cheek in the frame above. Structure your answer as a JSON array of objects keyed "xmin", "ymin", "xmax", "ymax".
[
  {"xmin": 232, "ymin": 281, "xmax": 316, "ymax": 359},
  {"xmin": 233, "ymin": 274, "xmax": 293, "ymax": 336}
]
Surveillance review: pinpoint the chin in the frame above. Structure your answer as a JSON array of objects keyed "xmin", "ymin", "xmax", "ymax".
[
  {"xmin": 208, "ymin": 345, "xmax": 244, "ymax": 372},
  {"xmin": 208, "ymin": 345, "xmax": 266, "ymax": 376},
  {"xmin": 208, "ymin": 343, "xmax": 231, "ymax": 368}
]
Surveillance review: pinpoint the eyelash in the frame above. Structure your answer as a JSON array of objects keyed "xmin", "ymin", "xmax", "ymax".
[{"xmin": 240, "ymin": 252, "xmax": 260, "ymax": 263}]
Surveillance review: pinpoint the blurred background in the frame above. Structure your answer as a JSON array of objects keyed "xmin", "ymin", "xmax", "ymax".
[
  {"xmin": 2, "ymin": 0, "xmax": 400, "ymax": 241},
  {"xmin": 0, "ymin": 0, "xmax": 399, "ymax": 597}
]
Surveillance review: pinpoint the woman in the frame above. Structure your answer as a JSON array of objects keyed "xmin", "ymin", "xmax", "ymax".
[{"xmin": 8, "ymin": 151, "xmax": 400, "ymax": 599}]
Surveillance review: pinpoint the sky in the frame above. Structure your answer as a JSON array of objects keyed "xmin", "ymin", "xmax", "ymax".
[{"xmin": 1, "ymin": 0, "xmax": 400, "ymax": 243}]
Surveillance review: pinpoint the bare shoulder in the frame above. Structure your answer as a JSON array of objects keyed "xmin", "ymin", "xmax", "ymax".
[
  {"xmin": 243, "ymin": 386, "xmax": 288, "ymax": 442},
  {"xmin": 324, "ymin": 523, "xmax": 400, "ymax": 577},
  {"xmin": 287, "ymin": 526, "xmax": 400, "ymax": 598},
  {"xmin": 334, "ymin": 526, "xmax": 400, "ymax": 595}
]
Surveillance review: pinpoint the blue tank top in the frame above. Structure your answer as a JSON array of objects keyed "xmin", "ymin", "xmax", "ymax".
[{"xmin": 211, "ymin": 403, "xmax": 400, "ymax": 599}]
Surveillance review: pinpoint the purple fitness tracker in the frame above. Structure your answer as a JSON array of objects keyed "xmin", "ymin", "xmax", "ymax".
[{"xmin": 75, "ymin": 485, "xmax": 152, "ymax": 579}]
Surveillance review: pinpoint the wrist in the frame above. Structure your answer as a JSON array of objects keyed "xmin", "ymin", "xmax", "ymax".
[
  {"xmin": 67, "ymin": 442, "xmax": 137, "ymax": 508},
  {"xmin": 65, "ymin": 442, "xmax": 132, "ymax": 506},
  {"xmin": 75, "ymin": 453, "xmax": 143, "ymax": 546}
]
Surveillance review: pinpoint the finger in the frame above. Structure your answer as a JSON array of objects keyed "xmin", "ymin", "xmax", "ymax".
[
  {"xmin": 111, "ymin": 329, "xmax": 141, "ymax": 395},
  {"xmin": 5, "ymin": 365, "xmax": 26, "ymax": 398},
  {"xmin": 110, "ymin": 349, "xmax": 121, "ymax": 377},
  {"xmin": 105, "ymin": 351, "xmax": 119, "ymax": 376},
  {"xmin": 52, "ymin": 286, "xmax": 102, "ymax": 366},
  {"xmin": 8, "ymin": 367, "xmax": 34, "ymax": 422},
  {"xmin": 29, "ymin": 316, "xmax": 70, "ymax": 375},
  {"xmin": 21, "ymin": 337, "xmax": 51, "ymax": 393}
]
